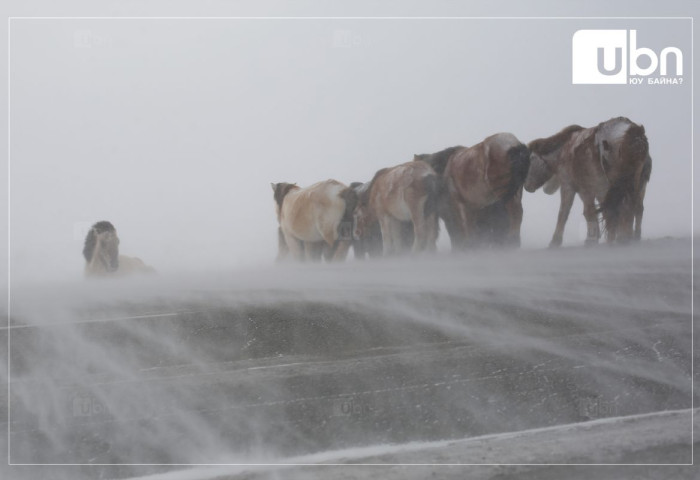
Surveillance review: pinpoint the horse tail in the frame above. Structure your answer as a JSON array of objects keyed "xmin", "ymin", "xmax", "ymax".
[
  {"xmin": 638, "ymin": 153, "xmax": 652, "ymax": 191},
  {"xmin": 598, "ymin": 124, "xmax": 649, "ymax": 234},
  {"xmin": 339, "ymin": 186, "xmax": 358, "ymax": 222},
  {"xmin": 423, "ymin": 173, "xmax": 444, "ymax": 218},
  {"xmin": 505, "ymin": 144, "xmax": 531, "ymax": 200}
]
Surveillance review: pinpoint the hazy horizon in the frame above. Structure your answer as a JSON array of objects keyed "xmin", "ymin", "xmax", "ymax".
[{"xmin": 4, "ymin": 10, "xmax": 696, "ymax": 282}]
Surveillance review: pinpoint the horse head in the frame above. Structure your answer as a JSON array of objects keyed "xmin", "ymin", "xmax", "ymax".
[
  {"xmin": 270, "ymin": 182, "xmax": 298, "ymax": 220},
  {"xmin": 524, "ymin": 151, "xmax": 554, "ymax": 193},
  {"xmin": 83, "ymin": 221, "xmax": 120, "ymax": 272},
  {"xmin": 348, "ymin": 182, "xmax": 372, "ymax": 241},
  {"xmin": 524, "ymin": 125, "xmax": 584, "ymax": 193}
]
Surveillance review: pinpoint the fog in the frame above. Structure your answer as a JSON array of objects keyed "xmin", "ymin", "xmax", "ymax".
[
  {"xmin": 0, "ymin": 2, "xmax": 697, "ymax": 479},
  {"xmin": 5, "ymin": 14, "xmax": 694, "ymax": 281}
]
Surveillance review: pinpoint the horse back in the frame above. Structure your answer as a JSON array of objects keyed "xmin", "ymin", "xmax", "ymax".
[
  {"xmin": 371, "ymin": 162, "xmax": 435, "ymax": 197},
  {"xmin": 280, "ymin": 180, "xmax": 349, "ymax": 242}
]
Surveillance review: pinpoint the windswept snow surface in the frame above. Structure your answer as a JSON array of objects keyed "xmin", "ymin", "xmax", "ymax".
[{"xmin": 0, "ymin": 237, "xmax": 696, "ymax": 479}]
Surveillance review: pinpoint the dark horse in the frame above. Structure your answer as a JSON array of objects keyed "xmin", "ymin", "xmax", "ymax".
[{"xmin": 414, "ymin": 133, "xmax": 530, "ymax": 249}]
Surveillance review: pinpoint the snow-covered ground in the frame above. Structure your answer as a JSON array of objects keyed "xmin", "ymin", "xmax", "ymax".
[
  {"xmin": 131, "ymin": 408, "xmax": 698, "ymax": 480},
  {"xmin": 0, "ymin": 237, "xmax": 696, "ymax": 479}
]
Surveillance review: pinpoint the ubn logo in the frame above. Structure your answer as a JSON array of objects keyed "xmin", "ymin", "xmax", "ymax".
[{"xmin": 572, "ymin": 30, "xmax": 683, "ymax": 84}]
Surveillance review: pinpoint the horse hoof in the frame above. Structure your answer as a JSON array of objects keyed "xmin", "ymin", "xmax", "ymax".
[{"xmin": 584, "ymin": 238, "xmax": 599, "ymax": 247}]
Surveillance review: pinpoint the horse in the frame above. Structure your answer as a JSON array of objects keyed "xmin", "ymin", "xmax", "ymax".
[
  {"xmin": 83, "ymin": 221, "xmax": 155, "ymax": 277},
  {"xmin": 596, "ymin": 119, "xmax": 652, "ymax": 243},
  {"xmin": 525, "ymin": 117, "xmax": 650, "ymax": 246},
  {"xmin": 415, "ymin": 133, "xmax": 530, "ymax": 249},
  {"xmin": 352, "ymin": 161, "xmax": 440, "ymax": 255},
  {"xmin": 348, "ymin": 182, "xmax": 383, "ymax": 259},
  {"xmin": 271, "ymin": 180, "xmax": 356, "ymax": 262},
  {"xmin": 348, "ymin": 181, "xmax": 416, "ymax": 259},
  {"xmin": 473, "ymin": 199, "xmax": 512, "ymax": 248}
]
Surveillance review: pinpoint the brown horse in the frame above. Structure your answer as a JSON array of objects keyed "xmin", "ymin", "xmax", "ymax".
[
  {"xmin": 353, "ymin": 162, "xmax": 440, "ymax": 255},
  {"xmin": 349, "ymin": 181, "xmax": 416, "ymax": 258},
  {"xmin": 271, "ymin": 180, "xmax": 356, "ymax": 262},
  {"xmin": 83, "ymin": 221, "xmax": 155, "ymax": 277},
  {"xmin": 415, "ymin": 133, "xmax": 530, "ymax": 249},
  {"xmin": 596, "ymin": 119, "xmax": 652, "ymax": 243},
  {"xmin": 525, "ymin": 117, "xmax": 650, "ymax": 246}
]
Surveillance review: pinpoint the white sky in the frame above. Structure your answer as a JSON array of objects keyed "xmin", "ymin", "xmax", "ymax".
[{"xmin": 1, "ymin": 1, "xmax": 697, "ymax": 281}]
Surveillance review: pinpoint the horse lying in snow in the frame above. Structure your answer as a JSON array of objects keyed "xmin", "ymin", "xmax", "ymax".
[{"xmin": 83, "ymin": 221, "xmax": 155, "ymax": 277}]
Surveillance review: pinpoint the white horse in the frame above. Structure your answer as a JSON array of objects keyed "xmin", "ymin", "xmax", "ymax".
[
  {"xmin": 83, "ymin": 221, "xmax": 155, "ymax": 277},
  {"xmin": 271, "ymin": 180, "xmax": 355, "ymax": 262}
]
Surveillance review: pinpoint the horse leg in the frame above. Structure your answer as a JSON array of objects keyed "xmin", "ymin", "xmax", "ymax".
[
  {"xmin": 276, "ymin": 227, "xmax": 289, "ymax": 262},
  {"xmin": 353, "ymin": 239, "xmax": 366, "ymax": 260},
  {"xmin": 450, "ymin": 197, "xmax": 475, "ymax": 249},
  {"xmin": 634, "ymin": 205, "xmax": 644, "ymax": 241},
  {"xmin": 282, "ymin": 230, "xmax": 304, "ymax": 261},
  {"xmin": 332, "ymin": 240, "xmax": 351, "ymax": 262},
  {"xmin": 304, "ymin": 241, "xmax": 324, "ymax": 262},
  {"xmin": 580, "ymin": 192, "xmax": 600, "ymax": 246},
  {"xmin": 463, "ymin": 207, "xmax": 479, "ymax": 248},
  {"xmin": 504, "ymin": 193, "xmax": 523, "ymax": 248},
  {"xmin": 550, "ymin": 186, "xmax": 575, "ymax": 248},
  {"xmin": 444, "ymin": 193, "xmax": 467, "ymax": 251},
  {"xmin": 380, "ymin": 217, "xmax": 405, "ymax": 256},
  {"xmin": 425, "ymin": 211, "xmax": 439, "ymax": 252},
  {"xmin": 322, "ymin": 242, "xmax": 335, "ymax": 262},
  {"xmin": 378, "ymin": 216, "xmax": 394, "ymax": 256},
  {"xmin": 618, "ymin": 211, "xmax": 635, "ymax": 244},
  {"xmin": 392, "ymin": 219, "xmax": 408, "ymax": 254},
  {"xmin": 410, "ymin": 202, "xmax": 428, "ymax": 253},
  {"xmin": 634, "ymin": 185, "xmax": 646, "ymax": 241}
]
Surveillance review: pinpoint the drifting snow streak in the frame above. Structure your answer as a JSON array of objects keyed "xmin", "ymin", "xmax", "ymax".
[
  {"xmin": 128, "ymin": 408, "xmax": 696, "ymax": 480},
  {"xmin": 0, "ymin": 238, "xmax": 693, "ymax": 479}
]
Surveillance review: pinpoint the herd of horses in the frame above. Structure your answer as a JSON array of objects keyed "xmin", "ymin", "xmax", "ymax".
[
  {"xmin": 272, "ymin": 116, "xmax": 652, "ymax": 263},
  {"xmin": 82, "ymin": 116, "xmax": 652, "ymax": 275}
]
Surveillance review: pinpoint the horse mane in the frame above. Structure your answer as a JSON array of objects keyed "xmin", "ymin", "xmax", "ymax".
[
  {"xmin": 597, "ymin": 116, "xmax": 632, "ymax": 131},
  {"xmin": 414, "ymin": 146, "xmax": 463, "ymax": 175},
  {"xmin": 359, "ymin": 167, "xmax": 390, "ymax": 206},
  {"xmin": 528, "ymin": 125, "xmax": 585, "ymax": 155},
  {"xmin": 83, "ymin": 221, "xmax": 115, "ymax": 262}
]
